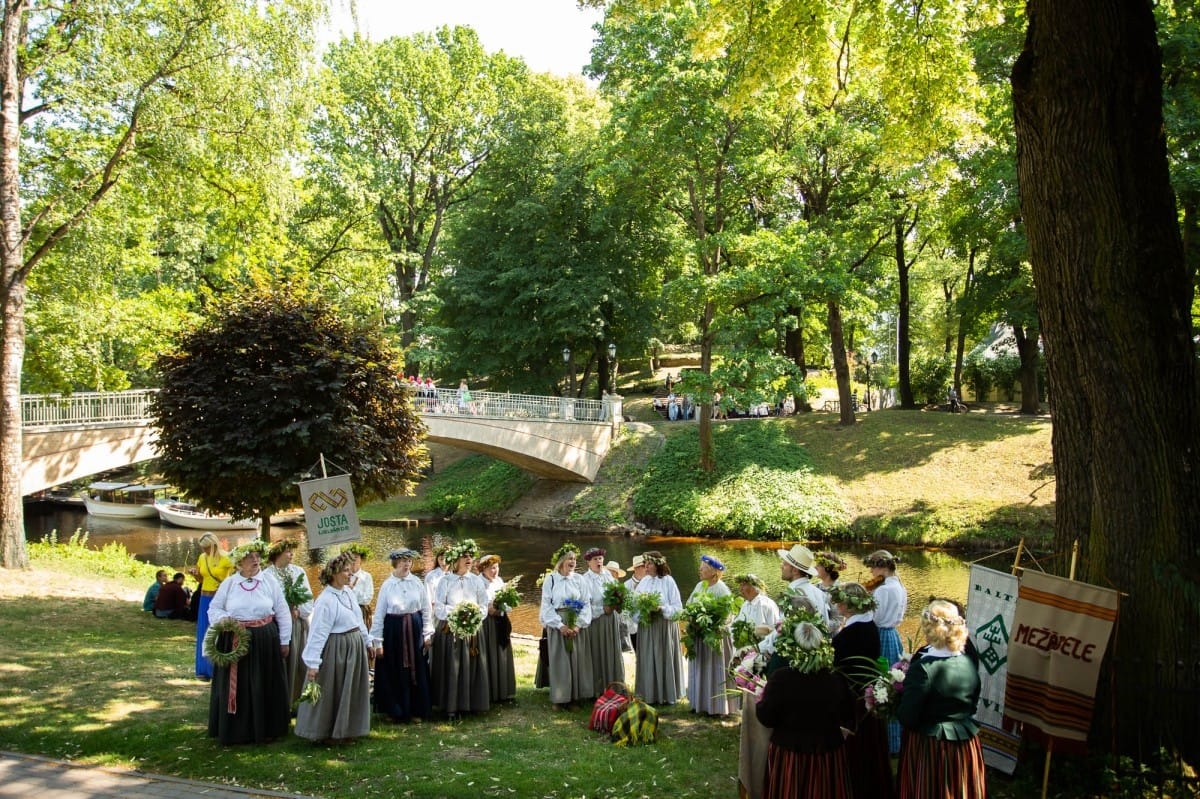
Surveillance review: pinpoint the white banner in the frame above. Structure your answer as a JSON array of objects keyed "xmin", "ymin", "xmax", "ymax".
[
  {"xmin": 967, "ymin": 564, "xmax": 1021, "ymax": 774},
  {"xmin": 298, "ymin": 474, "xmax": 360, "ymax": 549}
]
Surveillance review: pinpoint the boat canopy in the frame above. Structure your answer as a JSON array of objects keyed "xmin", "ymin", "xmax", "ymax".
[{"xmin": 87, "ymin": 482, "xmax": 171, "ymax": 493}]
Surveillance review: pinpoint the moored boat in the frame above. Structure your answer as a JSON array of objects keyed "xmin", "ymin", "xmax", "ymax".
[
  {"xmin": 83, "ymin": 482, "xmax": 172, "ymax": 519},
  {"xmin": 156, "ymin": 502, "xmax": 258, "ymax": 530}
]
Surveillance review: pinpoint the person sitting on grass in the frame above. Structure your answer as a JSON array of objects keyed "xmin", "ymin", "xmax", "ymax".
[
  {"xmin": 143, "ymin": 570, "xmax": 168, "ymax": 612},
  {"xmin": 153, "ymin": 572, "xmax": 191, "ymax": 620}
]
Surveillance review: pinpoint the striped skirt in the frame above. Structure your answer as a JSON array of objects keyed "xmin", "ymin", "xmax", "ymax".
[
  {"xmin": 763, "ymin": 742, "xmax": 852, "ymax": 799},
  {"xmin": 879, "ymin": 627, "xmax": 904, "ymax": 753},
  {"xmin": 897, "ymin": 731, "xmax": 987, "ymax": 799}
]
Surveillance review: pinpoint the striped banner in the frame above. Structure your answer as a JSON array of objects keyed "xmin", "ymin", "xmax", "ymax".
[
  {"xmin": 1003, "ymin": 570, "xmax": 1119, "ymax": 742},
  {"xmin": 966, "ymin": 565, "xmax": 1021, "ymax": 774}
]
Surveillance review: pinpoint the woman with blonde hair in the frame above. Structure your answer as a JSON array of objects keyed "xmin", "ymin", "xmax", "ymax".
[
  {"xmin": 539, "ymin": 543, "xmax": 594, "ymax": 709},
  {"xmin": 191, "ymin": 532, "xmax": 234, "ymax": 681},
  {"xmin": 896, "ymin": 599, "xmax": 986, "ymax": 799}
]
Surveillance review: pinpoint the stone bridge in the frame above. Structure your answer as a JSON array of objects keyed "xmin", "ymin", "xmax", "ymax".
[{"xmin": 20, "ymin": 388, "xmax": 622, "ymax": 495}]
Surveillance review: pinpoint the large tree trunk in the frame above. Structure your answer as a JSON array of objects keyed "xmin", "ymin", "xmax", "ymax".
[
  {"xmin": 1013, "ymin": 323, "xmax": 1041, "ymax": 414},
  {"xmin": 895, "ymin": 216, "xmax": 916, "ymax": 409},
  {"xmin": 827, "ymin": 300, "xmax": 856, "ymax": 427},
  {"xmin": 0, "ymin": 0, "xmax": 27, "ymax": 570},
  {"xmin": 1013, "ymin": 0, "xmax": 1200, "ymax": 762},
  {"xmin": 784, "ymin": 307, "xmax": 807, "ymax": 411}
]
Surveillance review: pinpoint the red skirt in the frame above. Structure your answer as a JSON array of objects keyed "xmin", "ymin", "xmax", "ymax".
[
  {"xmin": 763, "ymin": 742, "xmax": 852, "ymax": 799},
  {"xmin": 897, "ymin": 731, "xmax": 987, "ymax": 799}
]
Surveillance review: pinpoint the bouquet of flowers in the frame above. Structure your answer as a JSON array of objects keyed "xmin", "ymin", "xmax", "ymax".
[
  {"xmin": 278, "ymin": 569, "xmax": 313, "ymax": 609},
  {"xmin": 631, "ymin": 591, "xmax": 662, "ymax": 623},
  {"xmin": 729, "ymin": 646, "xmax": 768, "ymax": 702},
  {"xmin": 560, "ymin": 597, "xmax": 587, "ymax": 653},
  {"xmin": 492, "ymin": 576, "xmax": 522, "ymax": 613},
  {"xmin": 730, "ymin": 618, "xmax": 759, "ymax": 649},
  {"xmin": 864, "ymin": 654, "xmax": 911, "ymax": 718},
  {"xmin": 447, "ymin": 601, "xmax": 484, "ymax": 640},
  {"xmin": 293, "ymin": 679, "xmax": 321, "ymax": 711},
  {"xmin": 678, "ymin": 590, "xmax": 737, "ymax": 659},
  {"xmin": 602, "ymin": 580, "xmax": 628, "ymax": 613}
]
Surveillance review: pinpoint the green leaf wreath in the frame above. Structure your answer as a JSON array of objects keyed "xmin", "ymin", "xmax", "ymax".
[
  {"xmin": 492, "ymin": 576, "xmax": 522, "ymax": 613},
  {"xmin": 447, "ymin": 601, "xmax": 484, "ymax": 640},
  {"xmin": 203, "ymin": 617, "xmax": 250, "ymax": 667}
]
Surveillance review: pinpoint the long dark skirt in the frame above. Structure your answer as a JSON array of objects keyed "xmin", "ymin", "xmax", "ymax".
[
  {"xmin": 295, "ymin": 629, "xmax": 371, "ymax": 742},
  {"xmin": 374, "ymin": 612, "xmax": 433, "ymax": 722},
  {"xmin": 207, "ymin": 622, "xmax": 290, "ymax": 745},
  {"xmin": 897, "ymin": 731, "xmax": 987, "ymax": 799},
  {"xmin": 431, "ymin": 624, "xmax": 490, "ymax": 715},
  {"xmin": 845, "ymin": 705, "xmax": 896, "ymax": 799},
  {"xmin": 634, "ymin": 613, "xmax": 683, "ymax": 705},
  {"xmin": 763, "ymin": 742, "xmax": 852, "ymax": 799},
  {"xmin": 481, "ymin": 613, "xmax": 516, "ymax": 703},
  {"xmin": 285, "ymin": 615, "xmax": 309, "ymax": 709},
  {"xmin": 586, "ymin": 610, "xmax": 626, "ymax": 697}
]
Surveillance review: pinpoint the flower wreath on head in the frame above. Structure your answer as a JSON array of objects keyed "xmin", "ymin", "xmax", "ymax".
[
  {"xmin": 343, "ymin": 542, "xmax": 372, "ymax": 560},
  {"xmin": 734, "ymin": 573, "xmax": 767, "ymax": 591},
  {"xmin": 814, "ymin": 551, "xmax": 847, "ymax": 572},
  {"xmin": 773, "ymin": 607, "xmax": 834, "ymax": 674},
  {"xmin": 204, "ymin": 617, "xmax": 250, "ymax": 667},
  {"xmin": 228, "ymin": 539, "xmax": 270, "ymax": 566},
  {"xmin": 550, "ymin": 541, "xmax": 579, "ymax": 568},
  {"xmin": 829, "ymin": 584, "xmax": 878, "ymax": 615},
  {"xmin": 443, "ymin": 538, "xmax": 480, "ymax": 566},
  {"xmin": 643, "ymin": 552, "xmax": 667, "ymax": 569},
  {"xmin": 268, "ymin": 538, "xmax": 298, "ymax": 562}
]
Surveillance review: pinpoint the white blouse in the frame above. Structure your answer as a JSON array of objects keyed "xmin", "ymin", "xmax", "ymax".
[
  {"xmin": 302, "ymin": 585, "xmax": 369, "ymax": 669},
  {"xmin": 734, "ymin": 591, "xmax": 782, "ymax": 631},
  {"xmin": 582, "ymin": 568, "xmax": 614, "ymax": 614},
  {"xmin": 208, "ymin": 571, "xmax": 292, "ymax": 643},
  {"xmin": 631, "ymin": 574, "xmax": 683, "ymax": 621},
  {"xmin": 348, "ymin": 568, "xmax": 374, "ymax": 607},
  {"xmin": 370, "ymin": 573, "xmax": 434, "ymax": 645},
  {"xmin": 873, "ymin": 575, "xmax": 908, "ymax": 630},
  {"xmin": 265, "ymin": 563, "xmax": 314, "ymax": 621},
  {"xmin": 434, "ymin": 571, "xmax": 490, "ymax": 621},
  {"xmin": 539, "ymin": 570, "xmax": 593, "ymax": 630}
]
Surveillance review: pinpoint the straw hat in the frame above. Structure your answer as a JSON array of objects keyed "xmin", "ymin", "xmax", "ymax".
[
  {"xmin": 777, "ymin": 544, "xmax": 817, "ymax": 576},
  {"xmin": 627, "ymin": 554, "xmax": 645, "ymax": 570},
  {"xmin": 604, "ymin": 560, "xmax": 627, "ymax": 579}
]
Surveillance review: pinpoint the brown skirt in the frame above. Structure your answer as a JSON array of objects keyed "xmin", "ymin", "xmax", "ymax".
[
  {"xmin": 763, "ymin": 742, "xmax": 852, "ymax": 799},
  {"xmin": 897, "ymin": 731, "xmax": 986, "ymax": 799}
]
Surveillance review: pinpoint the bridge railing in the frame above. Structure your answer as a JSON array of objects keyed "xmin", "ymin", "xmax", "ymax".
[
  {"xmin": 413, "ymin": 387, "xmax": 608, "ymax": 423},
  {"xmin": 21, "ymin": 389, "xmax": 158, "ymax": 430}
]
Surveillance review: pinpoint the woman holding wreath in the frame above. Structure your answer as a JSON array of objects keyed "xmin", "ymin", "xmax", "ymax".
[
  {"xmin": 581, "ymin": 547, "xmax": 625, "ymax": 696},
  {"xmin": 191, "ymin": 532, "xmax": 233, "ymax": 681},
  {"xmin": 631, "ymin": 550, "xmax": 684, "ymax": 705},
  {"xmin": 370, "ymin": 548, "xmax": 434, "ymax": 723},
  {"xmin": 266, "ymin": 539, "xmax": 313, "ymax": 709},
  {"xmin": 296, "ymin": 553, "xmax": 372, "ymax": 744},
  {"xmin": 432, "ymin": 539, "xmax": 491, "ymax": 717},
  {"xmin": 684, "ymin": 554, "xmax": 738, "ymax": 716},
  {"xmin": 539, "ymin": 543, "xmax": 594, "ymax": 709},
  {"xmin": 206, "ymin": 540, "xmax": 292, "ymax": 745}
]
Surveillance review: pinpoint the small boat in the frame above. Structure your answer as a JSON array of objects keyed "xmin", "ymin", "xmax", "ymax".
[
  {"xmin": 83, "ymin": 482, "xmax": 172, "ymax": 519},
  {"xmin": 156, "ymin": 502, "xmax": 258, "ymax": 531}
]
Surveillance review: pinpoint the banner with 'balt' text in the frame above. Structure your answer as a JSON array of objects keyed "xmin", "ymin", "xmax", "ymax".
[
  {"xmin": 966, "ymin": 564, "xmax": 1021, "ymax": 774},
  {"xmin": 1003, "ymin": 570, "xmax": 1119, "ymax": 742}
]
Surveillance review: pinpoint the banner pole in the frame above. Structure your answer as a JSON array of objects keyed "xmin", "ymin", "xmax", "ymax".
[
  {"xmin": 1068, "ymin": 539, "xmax": 1079, "ymax": 582},
  {"xmin": 1011, "ymin": 538, "xmax": 1025, "ymax": 576},
  {"xmin": 320, "ymin": 453, "xmax": 328, "ymax": 479},
  {"xmin": 1041, "ymin": 738, "xmax": 1054, "ymax": 799}
]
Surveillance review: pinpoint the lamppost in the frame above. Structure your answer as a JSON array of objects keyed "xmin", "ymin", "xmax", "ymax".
[
  {"xmin": 607, "ymin": 342, "xmax": 617, "ymax": 394},
  {"xmin": 867, "ymin": 350, "xmax": 879, "ymax": 411},
  {"xmin": 562, "ymin": 346, "xmax": 572, "ymax": 396}
]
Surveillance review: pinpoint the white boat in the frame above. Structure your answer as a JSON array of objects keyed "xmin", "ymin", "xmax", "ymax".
[
  {"xmin": 83, "ymin": 482, "xmax": 172, "ymax": 519},
  {"xmin": 156, "ymin": 502, "xmax": 259, "ymax": 531}
]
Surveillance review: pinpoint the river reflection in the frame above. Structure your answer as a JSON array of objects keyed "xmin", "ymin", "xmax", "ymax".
[{"xmin": 25, "ymin": 506, "xmax": 981, "ymax": 644}]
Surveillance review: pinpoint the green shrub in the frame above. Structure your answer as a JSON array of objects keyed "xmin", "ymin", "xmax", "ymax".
[
  {"xmin": 912, "ymin": 353, "xmax": 953, "ymax": 404},
  {"xmin": 29, "ymin": 530, "xmax": 164, "ymax": 584},
  {"xmin": 424, "ymin": 456, "xmax": 535, "ymax": 517},
  {"xmin": 632, "ymin": 421, "xmax": 848, "ymax": 539}
]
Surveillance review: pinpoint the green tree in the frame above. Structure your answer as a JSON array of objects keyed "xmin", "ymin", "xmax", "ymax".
[
  {"xmin": 151, "ymin": 287, "xmax": 426, "ymax": 536},
  {"xmin": 1013, "ymin": 0, "xmax": 1200, "ymax": 762},
  {"xmin": 1, "ymin": 0, "xmax": 322, "ymax": 569}
]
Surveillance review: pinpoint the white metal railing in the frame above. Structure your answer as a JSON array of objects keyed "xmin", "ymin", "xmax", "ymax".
[
  {"xmin": 411, "ymin": 387, "xmax": 610, "ymax": 423},
  {"xmin": 21, "ymin": 389, "xmax": 158, "ymax": 430},
  {"xmin": 21, "ymin": 386, "xmax": 615, "ymax": 430}
]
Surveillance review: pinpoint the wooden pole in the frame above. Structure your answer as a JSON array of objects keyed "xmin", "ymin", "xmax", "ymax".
[
  {"xmin": 1041, "ymin": 539, "xmax": 1080, "ymax": 799},
  {"xmin": 1011, "ymin": 538, "xmax": 1025, "ymax": 576}
]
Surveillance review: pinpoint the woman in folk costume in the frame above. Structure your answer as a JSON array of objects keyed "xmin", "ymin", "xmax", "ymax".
[
  {"xmin": 539, "ymin": 543, "xmax": 594, "ymax": 709},
  {"xmin": 831, "ymin": 582, "xmax": 895, "ymax": 799},
  {"xmin": 755, "ymin": 611, "xmax": 855, "ymax": 799},
  {"xmin": 813, "ymin": 551, "xmax": 847, "ymax": 634},
  {"xmin": 581, "ymin": 547, "xmax": 625, "ymax": 696},
  {"xmin": 206, "ymin": 541, "xmax": 291, "ymax": 745},
  {"xmin": 684, "ymin": 554, "xmax": 739, "ymax": 716},
  {"xmin": 265, "ymin": 539, "xmax": 313, "ymax": 709},
  {"xmin": 191, "ymin": 532, "xmax": 234, "ymax": 681},
  {"xmin": 733, "ymin": 574, "xmax": 781, "ymax": 799},
  {"xmin": 631, "ymin": 550, "xmax": 684, "ymax": 705},
  {"xmin": 431, "ymin": 539, "xmax": 491, "ymax": 717},
  {"xmin": 370, "ymin": 548, "xmax": 434, "ymax": 723},
  {"xmin": 295, "ymin": 553, "xmax": 372, "ymax": 744},
  {"xmin": 896, "ymin": 599, "xmax": 986, "ymax": 799},
  {"xmin": 865, "ymin": 549, "xmax": 908, "ymax": 754},
  {"xmin": 478, "ymin": 553, "xmax": 517, "ymax": 703}
]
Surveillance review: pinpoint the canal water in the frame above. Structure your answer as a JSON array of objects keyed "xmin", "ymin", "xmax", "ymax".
[{"xmin": 24, "ymin": 504, "xmax": 985, "ymax": 644}]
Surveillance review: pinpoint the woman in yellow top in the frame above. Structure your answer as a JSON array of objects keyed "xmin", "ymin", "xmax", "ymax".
[{"xmin": 191, "ymin": 532, "xmax": 233, "ymax": 680}]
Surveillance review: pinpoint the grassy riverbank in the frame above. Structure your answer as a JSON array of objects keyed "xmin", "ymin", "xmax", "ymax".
[{"xmin": 363, "ymin": 408, "xmax": 1056, "ymax": 550}]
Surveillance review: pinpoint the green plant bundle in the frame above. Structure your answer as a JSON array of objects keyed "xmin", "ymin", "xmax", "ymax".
[
  {"xmin": 677, "ymin": 590, "xmax": 737, "ymax": 658},
  {"xmin": 492, "ymin": 576, "xmax": 522, "ymax": 613},
  {"xmin": 277, "ymin": 569, "xmax": 312, "ymax": 609},
  {"xmin": 631, "ymin": 591, "xmax": 662, "ymax": 622},
  {"xmin": 602, "ymin": 580, "xmax": 628, "ymax": 612}
]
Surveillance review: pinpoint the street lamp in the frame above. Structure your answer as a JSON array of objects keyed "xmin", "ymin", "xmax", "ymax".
[
  {"xmin": 607, "ymin": 342, "xmax": 617, "ymax": 393},
  {"xmin": 867, "ymin": 350, "xmax": 879, "ymax": 411},
  {"xmin": 562, "ymin": 346, "xmax": 572, "ymax": 395}
]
